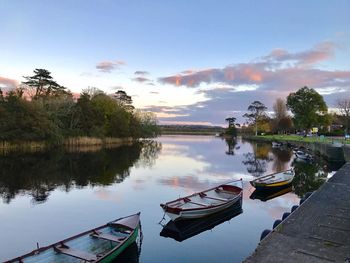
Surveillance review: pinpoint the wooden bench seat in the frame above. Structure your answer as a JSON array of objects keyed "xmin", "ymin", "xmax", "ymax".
[
  {"xmin": 188, "ymin": 200, "xmax": 208, "ymax": 207},
  {"xmin": 202, "ymin": 195, "xmax": 229, "ymax": 202},
  {"xmin": 91, "ymin": 232, "xmax": 126, "ymax": 243},
  {"xmin": 54, "ymin": 244, "xmax": 97, "ymax": 261}
]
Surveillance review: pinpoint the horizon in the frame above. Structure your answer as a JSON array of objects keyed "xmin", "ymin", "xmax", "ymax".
[{"xmin": 1, "ymin": 1, "xmax": 349, "ymax": 125}]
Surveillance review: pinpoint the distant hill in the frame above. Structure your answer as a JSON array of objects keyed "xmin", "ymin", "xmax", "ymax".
[{"xmin": 160, "ymin": 125, "xmax": 225, "ymax": 135}]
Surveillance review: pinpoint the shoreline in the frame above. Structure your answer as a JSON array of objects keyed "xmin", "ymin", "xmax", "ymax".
[{"xmin": 243, "ymin": 135, "xmax": 349, "ymax": 162}]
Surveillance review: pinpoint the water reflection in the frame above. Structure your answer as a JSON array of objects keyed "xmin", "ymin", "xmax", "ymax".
[
  {"xmin": 242, "ymin": 142, "xmax": 273, "ymax": 177},
  {"xmin": 0, "ymin": 135, "xmax": 345, "ymax": 263},
  {"xmin": 0, "ymin": 140, "xmax": 161, "ymax": 204},
  {"xmin": 271, "ymin": 148, "xmax": 293, "ymax": 172},
  {"xmin": 225, "ymin": 138, "xmax": 238, "ymax": 155},
  {"xmin": 250, "ymin": 185, "xmax": 293, "ymax": 202}
]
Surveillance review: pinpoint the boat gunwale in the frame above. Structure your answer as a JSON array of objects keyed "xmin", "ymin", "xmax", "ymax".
[
  {"xmin": 5, "ymin": 212, "xmax": 141, "ymax": 263},
  {"xmin": 250, "ymin": 169, "xmax": 294, "ymax": 184},
  {"xmin": 162, "ymin": 192, "xmax": 242, "ymax": 214},
  {"xmin": 160, "ymin": 180, "xmax": 243, "ymax": 211}
]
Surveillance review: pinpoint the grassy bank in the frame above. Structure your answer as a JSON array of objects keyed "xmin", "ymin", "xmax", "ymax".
[{"xmin": 247, "ymin": 134, "xmax": 349, "ymax": 145}]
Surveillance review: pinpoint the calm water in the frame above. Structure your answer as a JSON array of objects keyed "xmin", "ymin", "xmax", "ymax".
[{"xmin": 0, "ymin": 136, "xmax": 343, "ymax": 262}]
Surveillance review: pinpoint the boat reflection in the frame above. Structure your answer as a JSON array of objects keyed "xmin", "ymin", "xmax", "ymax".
[
  {"xmin": 112, "ymin": 241, "xmax": 140, "ymax": 263},
  {"xmin": 160, "ymin": 201, "xmax": 243, "ymax": 242},
  {"xmin": 249, "ymin": 185, "xmax": 293, "ymax": 202}
]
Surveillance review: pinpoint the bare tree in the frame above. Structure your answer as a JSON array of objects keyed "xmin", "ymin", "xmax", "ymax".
[
  {"xmin": 337, "ymin": 98, "xmax": 350, "ymax": 134},
  {"xmin": 273, "ymin": 98, "xmax": 288, "ymax": 120},
  {"xmin": 272, "ymin": 98, "xmax": 292, "ymax": 134}
]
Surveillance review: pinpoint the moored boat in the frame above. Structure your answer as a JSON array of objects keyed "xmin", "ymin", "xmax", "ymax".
[
  {"xmin": 272, "ymin": 141, "xmax": 283, "ymax": 148},
  {"xmin": 160, "ymin": 180, "xmax": 243, "ymax": 221},
  {"xmin": 6, "ymin": 213, "xmax": 141, "ymax": 263},
  {"xmin": 294, "ymin": 150, "xmax": 313, "ymax": 161},
  {"xmin": 250, "ymin": 169, "xmax": 295, "ymax": 190},
  {"xmin": 160, "ymin": 201, "xmax": 243, "ymax": 242}
]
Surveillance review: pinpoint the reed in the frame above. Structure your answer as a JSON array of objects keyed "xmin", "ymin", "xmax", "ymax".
[
  {"xmin": 0, "ymin": 141, "xmax": 47, "ymax": 154},
  {"xmin": 63, "ymin": 137, "xmax": 135, "ymax": 146}
]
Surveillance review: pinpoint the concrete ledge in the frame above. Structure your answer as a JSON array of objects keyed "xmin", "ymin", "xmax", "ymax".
[{"xmin": 244, "ymin": 162, "xmax": 350, "ymax": 263}]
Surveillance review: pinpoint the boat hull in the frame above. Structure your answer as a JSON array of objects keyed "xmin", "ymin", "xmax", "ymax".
[
  {"xmin": 160, "ymin": 202, "xmax": 243, "ymax": 242},
  {"xmin": 250, "ymin": 178, "xmax": 293, "ymax": 190},
  {"xmin": 99, "ymin": 225, "xmax": 139, "ymax": 263},
  {"xmin": 164, "ymin": 194, "xmax": 242, "ymax": 221}
]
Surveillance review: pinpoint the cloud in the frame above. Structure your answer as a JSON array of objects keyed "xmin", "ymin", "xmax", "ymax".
[
  {"xmin": 150, "ymin": 41, "xmax": 350, "ymax": 125},
  {"xmin": 134, "ymin": 71, "xmax": 149, "ymax": 75},
  {"xmin": 132, "ymin": 77, "xmax": 150, "ymax": 83},
  {"xmin": 96, "ymin": 60, "xmax": 125, "ymax": 73},
  {"xmin": 150, "ymin": 91, "xmax": 159, "ymax": 94},
  {"xmin": 263, "ymin": 41, "xmax": 335, "ymax": 66},
  {"xmin": 0, "ymin": 76, "xmax": 19, "ymax": 90},
  {"xmin": 158, "ymin": 41, "xmax": 347, "ymax": 92}
]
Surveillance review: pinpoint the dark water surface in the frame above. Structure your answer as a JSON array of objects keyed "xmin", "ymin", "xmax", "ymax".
[{"xmin": 0, "ymin": 136, "xmax": 343, "ymax": 262}]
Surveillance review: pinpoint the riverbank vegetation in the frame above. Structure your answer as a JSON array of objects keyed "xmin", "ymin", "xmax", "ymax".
[
  {"xmin": 234, "ymin": 86, "xmax": 348, "ymax": 138},
  {"xmin": 0, "ymin": 69, "xmax": 160, "ymax": 149}
]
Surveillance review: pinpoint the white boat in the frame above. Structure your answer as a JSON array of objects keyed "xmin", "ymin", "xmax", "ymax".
[
  {"xmin": 250, "ymin": 169, "xmax": 295, "ymax": 190},
  {"xmin": 160, "ymin": 180, "xmax": 243, "ymax": 221},
  {"xmin": 295, "ymin": 150, "xmax": 313, "ymax": 161},
  {"xmin": 272, "ymin": 141, "xmax": 283, "ymax": 148}
]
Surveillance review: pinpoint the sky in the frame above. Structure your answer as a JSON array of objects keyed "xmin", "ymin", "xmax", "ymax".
[{"xmin": 0, "ymin": 0, "xmax": 350, "ymax": 126}]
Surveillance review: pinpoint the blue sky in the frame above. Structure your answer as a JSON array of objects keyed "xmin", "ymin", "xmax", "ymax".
[{"xmin": 1, "ymin": 0, "xmax": 349, "ymax": 125}]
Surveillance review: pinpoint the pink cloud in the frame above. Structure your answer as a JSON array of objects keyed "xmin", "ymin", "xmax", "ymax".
[
  {"xmin": 158, "ymin": 41, "xmax": 349, "ymax": 93},
  {"xmin": 96, "ymin": 60, "xmax": 125, "ymax": 73},
  {"xmin": 0, "ymin": 76, "xmax": 19, "ymax": 90}
]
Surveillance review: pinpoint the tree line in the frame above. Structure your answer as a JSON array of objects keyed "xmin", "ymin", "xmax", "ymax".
[
  {"xmin": 225, "ymin": 86, "xmax": 350, "ymax": 136},
  {"xmin": 0, "ymin": 69, "xmax": 160, "ymax": 144}
]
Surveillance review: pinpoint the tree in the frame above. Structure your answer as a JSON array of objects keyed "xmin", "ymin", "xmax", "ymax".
[
  {"xmin": 272, "ymin": 98, "xmax": 293, "ymax": 134},
  {"xmin": 287, "ymin": 87, "xmax": 328, "ymax": 130},
  {"xmin": 225, "ymin": 116, "xmax": 237, "ymax": 136},
  {"xmin": 337, "ymin": 98, "xmax": 350, "ymax": 135},
  {"xmin": 113, "ymin": 90, "xmax": 134, "ymax": 111},
  {"xmin": 22, "ymin": 69, "xmax": 66, "ymax": 98},
  {"xmin": 243, "ymin": 101, "xmax": 267, "ymax": 136},
  {"xmin": 273, "ymin": 98, "xmax": 288, "ymax": 120}
]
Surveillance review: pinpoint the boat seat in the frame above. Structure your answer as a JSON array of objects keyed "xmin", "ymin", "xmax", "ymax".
[
  {"xmin": 215, "ymin": 188, "xmax": 234, "ymax": 195},
  {"xmin": 188, "ymin": 200, "xmax": 208, "ymax": 207},
  {"xmin": 202, "ymin": 195, "xmax": 229, "ymax": 202},
  {"xmin": 54, "ymin": 244, "xmax": 97, "ymax": 261},
  {"xmin": 91, "ymin": 232, "xmax": 126, "ymax": 243}
]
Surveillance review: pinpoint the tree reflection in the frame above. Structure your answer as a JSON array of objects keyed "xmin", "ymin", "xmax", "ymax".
[
  {"xmin": 271, "ymin": 148, "xmax": 292, "ymax": 171},
  {"xmin": 0, "ymin": 141, "xmax": 161, "ymax": 204},
  {"xmin": 136, "ymin": 140, "xmax": 162, "ymax": 167},
  {"xmin": 242, "ymin": 142, "xmax": 272, "ymax": 177},
  {"xmin": 225, "ymin": 138, "xmax": 237, "ymax": 155},
  {"xmin": 292, "ymin": 160, "xmax": 328, "ymax": 197}
]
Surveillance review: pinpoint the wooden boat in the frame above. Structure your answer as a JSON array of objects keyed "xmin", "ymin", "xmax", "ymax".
[
  {"xmin": 250, "ymin": 169, "xmax": 294, "ymax": 190},
  {"xmin": 6, "ymin": 213, "xmax": 141, "ymax": 263},
  {"xmin": 160, "ymin": 201, "xmax": 242, "ymax": 242},
  {"xmin": 250, "ymin": 185, "xmax": 292, "ymax": 202},
  {"xmin": 160, "ymin": 180, "xmax": 243, "ymax": 221},
  {"xmin": 272, "ymin": 141, "xmax": 283, "ymax": 148},
  {"xmin": 294, "ymin": 150, "xmax": 313, "ymax": 161}
]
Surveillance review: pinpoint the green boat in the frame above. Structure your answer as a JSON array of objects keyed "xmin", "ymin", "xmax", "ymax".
[{"xmin": 5, "ymin": 212, "xmax": 141, "ymax": 263}]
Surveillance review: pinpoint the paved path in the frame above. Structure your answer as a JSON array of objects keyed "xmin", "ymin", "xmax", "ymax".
[{"xmin": 244, "ymin": 163, "xmax": 350, "ymax": 263}]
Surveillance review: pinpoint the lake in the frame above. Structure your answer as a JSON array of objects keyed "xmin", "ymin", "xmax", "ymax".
[{"xmin": 0, "ymin": 135, "xmax": 343, "ymax": 262}]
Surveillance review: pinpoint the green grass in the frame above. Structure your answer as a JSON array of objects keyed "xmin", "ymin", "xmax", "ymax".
[{"xmin": 254, "ymin": 135, "xmax": 350, "ymax": 144}]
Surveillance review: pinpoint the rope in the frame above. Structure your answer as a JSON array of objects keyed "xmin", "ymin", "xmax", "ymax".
[{"xmin": 158, "ymin": 211, "xmax": 166, "ymax": 226}]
